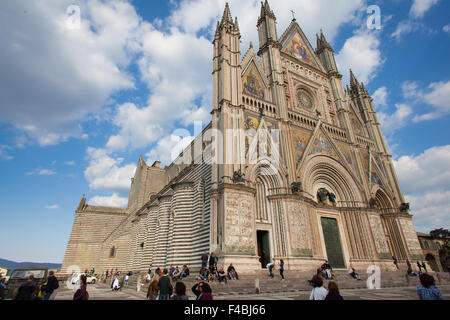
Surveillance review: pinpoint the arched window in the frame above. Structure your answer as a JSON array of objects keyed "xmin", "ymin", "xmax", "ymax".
[{"xmin": 110, "ymin": 246, "xmax": 116, "ymax": 258}]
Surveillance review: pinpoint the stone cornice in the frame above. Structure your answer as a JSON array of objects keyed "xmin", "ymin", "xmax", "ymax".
[{"xmin": 218, "ymin": 183, "xmax": 256, "ymax": 195}]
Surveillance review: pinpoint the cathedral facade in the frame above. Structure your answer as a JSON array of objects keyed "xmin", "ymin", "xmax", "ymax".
[{"xmin": 62, "ymin": 2, "xmax": 423, "ymax": 274}]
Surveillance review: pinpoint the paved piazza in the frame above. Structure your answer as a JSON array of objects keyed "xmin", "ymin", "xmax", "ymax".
[{"xmin": 52, "ymin": 283, "xmax": 450, "ymax": 301}]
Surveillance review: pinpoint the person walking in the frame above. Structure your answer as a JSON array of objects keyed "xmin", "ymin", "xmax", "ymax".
[
  {"xmin": 417, "ymin": 273, "xmax": 444, "ymax": 300},
  {"xmin": 192, "ymin": 281, "xmax": 213, "ymax": 300},
  {"xmin": 393, "ymin": 256, "xmax": 399, "ymax": 270},
  {"xmin": 14, "ymin": 274, "xmax": 37, "ymax": 300},
  {"xmin": 171, "ymin": 281, "xmax": 189, "ymax": 300},
  {"xmin": 124, "ymin": 273, "xmax": 129, "ymax": 286},
  {"xmin": 158, "ymin": 269, "xmax": 173, "ymax": 300},
  {"xmin": 112, "ymin": 277, "xmax": 120, "ymax": 291},
  {"xmin": 73, "ymin": 274, "xmax": 89, "ymax": 300},
  {"xmin": 42, "ymin": 271, "xmax": 59, "ymax": 300},
  {"xmin": 325, "ymin": 281, "xmax": 343, "ymax": 300},
  {"xmin": 279, "ymin": 259, "xmax": 285, "ymax": 281},
  {"xmin": 147, "ymin": 273, "xmax": 160, "ymax": 300},
  {"xmin": 309, "ymin": 275, "xmax": 327, "ymax": 300}
]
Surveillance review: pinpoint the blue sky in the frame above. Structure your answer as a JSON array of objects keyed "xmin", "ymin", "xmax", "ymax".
[{"xmin": 0, "ymin": 0, "xmax": 449, "ymax": 263}]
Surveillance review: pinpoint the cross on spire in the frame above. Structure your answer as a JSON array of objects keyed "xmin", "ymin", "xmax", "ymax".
[{"xmin": 290, "ymin": 9, "xmax": 296, "ymax": 21}]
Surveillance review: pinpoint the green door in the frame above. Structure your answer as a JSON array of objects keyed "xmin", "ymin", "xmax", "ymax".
[{"xmin": 321, "ymin": 217, "xmax": 346, "ymax": 269}]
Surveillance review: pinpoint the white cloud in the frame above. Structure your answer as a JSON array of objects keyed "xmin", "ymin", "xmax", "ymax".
[
  {"xmin": 88, "ymin": 193, "xmax": 128, "ymax": 208},
  {"xmin": 0, "ymin": 145, "xmax": 13, "ymax": 160},
  {"xmin": 25, "ymin": 169, "xmax": 57, "ymax": 176},
  {"xmin": 394, "ymin": 145, "xmax": 450, "ymax": 231},
  {"xmin": 410, "ymin": 0, "xmax": 439, "ymax": 18},
  {"xmin": 402, "ymin": 81, "xmax": 420, "ymax": 99},
  {"xmin": 84, "ymin": 147, "xmax": 136, "ymax": 191},
  {"xmin": 378, "ymin": 103, "xmax": 412, "ymax": 134},
  {"xmin": 45, "ymin": 204, "xmax": 59, "ymax": 210},
  {"xmin": 0, "ymin": 0, "xmax": 142, "ymax": 146},
  {"xmin": 145, "ymin": 134, "xmax": 195, "ymax": 166},
  {"xmin": 336, "ymin": 31, "xmax": 383, "ymax": 86},
  {"xmin": 405, "ymin": 81, "xmax": 450, "ymax": 122},
  {"xmin": 444, "ymin": 24, "xmax": 450, "ymax": 33},
  {"xmin": 65, "ymin": 161, "xmax": 76, "ymax": 166},
  {"xmin": 372, "ymin": 87, "xmax": 388, "ymax": 109}
]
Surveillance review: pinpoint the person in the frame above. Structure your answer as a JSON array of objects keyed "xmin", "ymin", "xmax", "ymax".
[
  {"xmin": 124, "ymin": 273, "xmax": 129, "ymax": 286},
  {"xmin": 73, "ymin": 274, "xmax": 89, "ymax": 300},
  {"xmin": 279, "ymin": 259, "xmax": 285, "ymax": 281},
  {"xmin": 417, "ymin": 261, "xmax": 422, "ymax": 273},
  {"xmin": 112, "ymin": 277, "xmax": 120, "ymax": 291},
  {"xmin": 181, "ymin": 265, "xmax": 190, "ymax": 279},
  {"xmin": 267, "ymin": 261, "xmax": 275, "ymax": 279},
  {"xmin": 106, "ymin": 270, "xmax": 109, "ymax": 278},
  {"xmin": 158, "ymin": 269, "xmax": 173, "ymax": 300},
  {"xmin": 227, "ymin": 264, "xmax": 239, "ymax": 280},
  {"xmin": 171, "ymin": 281, "xmax": 189, "ymax": 300},
  {"xmin": 325, "ymin": 281, "xmax": 344, "ymax": 300},
  {"xmin": 155, "ymin": 267, "xmax": 162, "ymax": 277},
  {"xmin": 422, "ymin": 262, "xmax": 427, "ymax": 273},
  {"xmin": 172, "ymin": 266, "xmax": 182, "ymax": 281},
  {"xmin": 209, "ymin": 252, "xmax": 216, "ymax": 272},
  {"xmin": 147, "ymin": 273, "xmax": 159, "ymax": 300},
  {"xmin": 218, "ymin": 268, "xmax": 227, "ymax": 284},
  {"xmin": 14, "ymin": 274, "xmax": 37, "ymax": 300},
  {"xmin": 393, "ymin": 256, "xmax": 399, "ymax": 270},
  {"xmin": 309, "ymin": 275, "xmax": 327, "ymax": 300},
  {"xmin": 42, "ymin": 271, "xmax": 59, "ymax": 300},
  {"xmin": 323, "ymin": 261, "xmax": 333, "ymax": 279},
  {"xmin": 348, "ymin": 267, "xmax": 360, "ymax": 280},
  {"xmin": 0, "ymin": 274, "xmax": 5, "ymax": 300},
  {"xmin": 417, "ymin": 273, "xmax": 444, "ymax": 300},
  {"xmin": 192, "ymin": 281, "xmax": 213, "ymax": 300},
  {"xmin": 201, "ymin": 252, "xmax": 209, "ymax": 269}
]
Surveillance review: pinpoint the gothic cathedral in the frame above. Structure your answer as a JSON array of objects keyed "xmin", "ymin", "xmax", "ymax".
[{"xmin": 62, "ymin": 2, "xmax": 423, "ymax": 274}]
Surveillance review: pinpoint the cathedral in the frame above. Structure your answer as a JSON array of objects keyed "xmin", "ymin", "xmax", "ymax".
[{"xmin": 62, "ymin": 2, "xmax": 424, "ymax": 274}]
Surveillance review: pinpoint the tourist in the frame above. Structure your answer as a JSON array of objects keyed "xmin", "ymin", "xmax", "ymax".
[
  {"xmin": 393, "ymin": 256, "xmax": 399, "ymax": 269},
  {"xmin": 417, "ymin": 261, "xmax": 422, "ymax": 273},
  {"xmin": 209, "ymin": 252, "xmax": 216, "ymax": 272},
  {"xmin": 201, "ymin": 252, "xmax": 209, "ymax": 269},
  {"xmin": 42, "ymin": 271, "xmax": 59, "ymax": 300},
  {"xmin": 158, "ymin": 269, "xmax": 173, "ymax": 300},
  {"xmin": 171, "ymin": 281, "xmax": 189, "ymax": 300},
  {"xmin": 417, "ymin": 273, "xmax": 444, "ymax": 300},
  {"xmin": 124, "ymin": 273, "xmax": 129, "ymax": 286},
  {"xmin": 309, "ymin": 275, "xmax": 327, "ymax": 300},
  {"xmin": 218, "ymin": 268, "xmax": 227, "ymax": 284},
  {"xmin": 227, "ymin": 263, "xmax": 239, "ymax": 280},
  {"xmin": 325, "ymin": 281, "xmax": 344, "ymax": 300},
  {"xmin": 348, "ymin": 267, "xmax": 360, "ymax": 280},
  {"xmin": 181, "ymin": 265, "xmax": 190, "ymax": 279},
  {"xmin": 106, "ymin": 270, "xmax": 109, "ymax": 278},
  {"xmin": 323, "ymin": 261, "xmax": 333, "ymax": 279},
  {"xmin": 14, "ymin": 274, "xmax": 37, "ymax": 300},
  {"xmin": 112, "ymin": 276, "xmax": 120, "ymax": 291},
  {"xmin": 0, "ymin": 274, "xmax": 5, "ymax": 300},
  {"xmin": 422, "ymin": 262, "xmax": 427, "ymax": 273},
  {"xmin": 155, "ymin": 267, "xmax": 162, "ymax": 277},
  {"xmin": 147, "ymin": 273, "xmax": 159, "ymax": 300},
  {"xmin": 172, "ymin": 266, "xmax": 182, "ymax": 281},
  {"xmin": 279, "ymin": 259, "xmax": 285, "ymax": 281},
  {"xmin": 192, "ymin": 281, "xmax": 213, "ymax": 300},
  {"xmin": 267, "ymin": 261, "xmax": 275, "ymax": 279},
  {"xmin": 73, "ymin": 274, "xmax": 89, "ymax": 300}
]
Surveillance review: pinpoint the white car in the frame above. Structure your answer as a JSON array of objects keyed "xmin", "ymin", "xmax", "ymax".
[{"xmin": 71, "ymin": 273, "xmax": 97, "ymax": 284}]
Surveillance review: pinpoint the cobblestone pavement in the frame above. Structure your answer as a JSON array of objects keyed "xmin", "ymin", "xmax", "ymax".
[{"xmin": 52, "ymin": 283, "xmax": 450, "ymax": 300}]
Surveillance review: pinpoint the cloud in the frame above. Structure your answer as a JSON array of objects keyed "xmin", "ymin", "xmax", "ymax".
[
  {"xmin": 336, "ymin": 31, "xmax": 383, "ymax": 86},
  {"xmin": 45, "ymin": 204, "xmax": 59, "ymax": 210},
  {"xmin": 410, "ymin": 0, "xmax": 439, "ymax": 18},
  {"xmin": 0, "ymin": 145, "xmax": 13, "ymax": 160},
  {"xmin": 65, "ymin": 161, "xmax": 76, "ymax": 166},
  {"xmin": 372, "ymin": 87, "xmax": 388, "ymax": 109},
  {"xmin": 377, "ymin": 103, "xmax": 413, "ymax": 134},
  {"xmin": 88, "ymin": 193, "xmax": 128, "ymax": 208},
  {"xmin": 444, "ymin": 24, "xmax": 450, "ymax": 34},
  {"xmin": 84, "ymin": 147, "xmax": 136, "ymax": 191},
  {"xmin": 392, "ymin": 0, "xmax": 439, "ymax": 39},
  {"xmin": 25, "ymin": 169, "xmax": 57, "ymax": 176},
  {"xmin": 0, "ymin": 0, "xmax": 142, "ymax": 146},
  {"xmin": 145, "ymin": 134, "xmax": 195, "ymax": 167},
  {"xmin": 393, "ymin": 145, "xmax": 450, "ymax": 231}
]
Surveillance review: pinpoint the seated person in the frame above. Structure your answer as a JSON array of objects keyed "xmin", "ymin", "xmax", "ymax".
[
  {"xmin": 181, "ymin": 265, "xmax": 190, "ymax": 278},
  {"xmin": 218, "ymin": 268, "xmax": 227, "ymax": 283},
  {"xmin": 172, "ymin": 267, "xmax": 182, "ymax": 281},
  {"xmin": 227, "ymin": 264, "xmax": 239, "ymax": 280},
  {"xmin": 348, "ymin": 267, "xmax": 360, "ymax": 280}
]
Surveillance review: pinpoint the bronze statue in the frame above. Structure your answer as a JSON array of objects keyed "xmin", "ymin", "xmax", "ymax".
[
  {"xmin": 233, "ymin": 169, "xmax": 245, "ymax": 183},
  {"xmin": 291, "ymin": 182, "xmax": 302, "ymax": 194},
  {"xmin": 317, "ymin": 188, "xmax": 329, "ymax": 203}
]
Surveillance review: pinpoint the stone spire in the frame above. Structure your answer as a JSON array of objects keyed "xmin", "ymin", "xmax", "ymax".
[
  {"xmin": 259, "ymin": 0, "xmax": 276, "ymax": 20},
  {"xmin": 350, "ymin": 69, "xmax": 360, "ymax": 91},
  {"xmin": 221, "ymin": 2, "xmax": 233, "ymax": 24},
  {"xmin": 316, "ymin": 29, "xmax": 332, "ymax": 52}
]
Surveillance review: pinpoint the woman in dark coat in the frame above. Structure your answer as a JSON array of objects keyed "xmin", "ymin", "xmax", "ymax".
[
  {"xmin": 192, "ymin": 281, "xmax": 213, "ymax": 300},
  {"xmin": 325, "ymin": 281, "xmax": 343, "ymax": 301},
  {"xmin": 73, "ymin": 274, "xmax": 89, "ymax": 300}
]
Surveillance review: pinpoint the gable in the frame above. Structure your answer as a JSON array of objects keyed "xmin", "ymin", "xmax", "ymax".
[
  {"xmin": 309, "ymin": 130, "xmax": 340, "ymax": 161},
  {"xmin": 280, "ymin": 24, "xmax": 323, "ymax": 71},
  {"xmin": 292, "ymin": 129, "xmax": 312, "ymax": 167},
  {"xmin": 242, "ymin": 61, "xmax": 266, "ymax": 100}
]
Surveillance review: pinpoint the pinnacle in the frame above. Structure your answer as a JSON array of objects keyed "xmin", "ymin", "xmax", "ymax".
[{"xmin": 222, "ymin": 2, "xmax": 233, "ymax": 24}]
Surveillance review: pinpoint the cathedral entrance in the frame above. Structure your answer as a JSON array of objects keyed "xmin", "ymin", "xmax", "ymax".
[
  {"xmin": 321, "ymin": 217, "xmax": 346, "ymax": 269},
  {"xmin": 257, "ymin": 230, "xmax": 271, "ymax": 268}
]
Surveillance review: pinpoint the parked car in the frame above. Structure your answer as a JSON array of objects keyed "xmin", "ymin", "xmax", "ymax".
[
  {"xmin": 4, "ymin": 266, "xmax": 48, "ymax": 300},
  {"xmin": 71, "ymin": 273, "xmax": 97, "ymax": 284}
]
